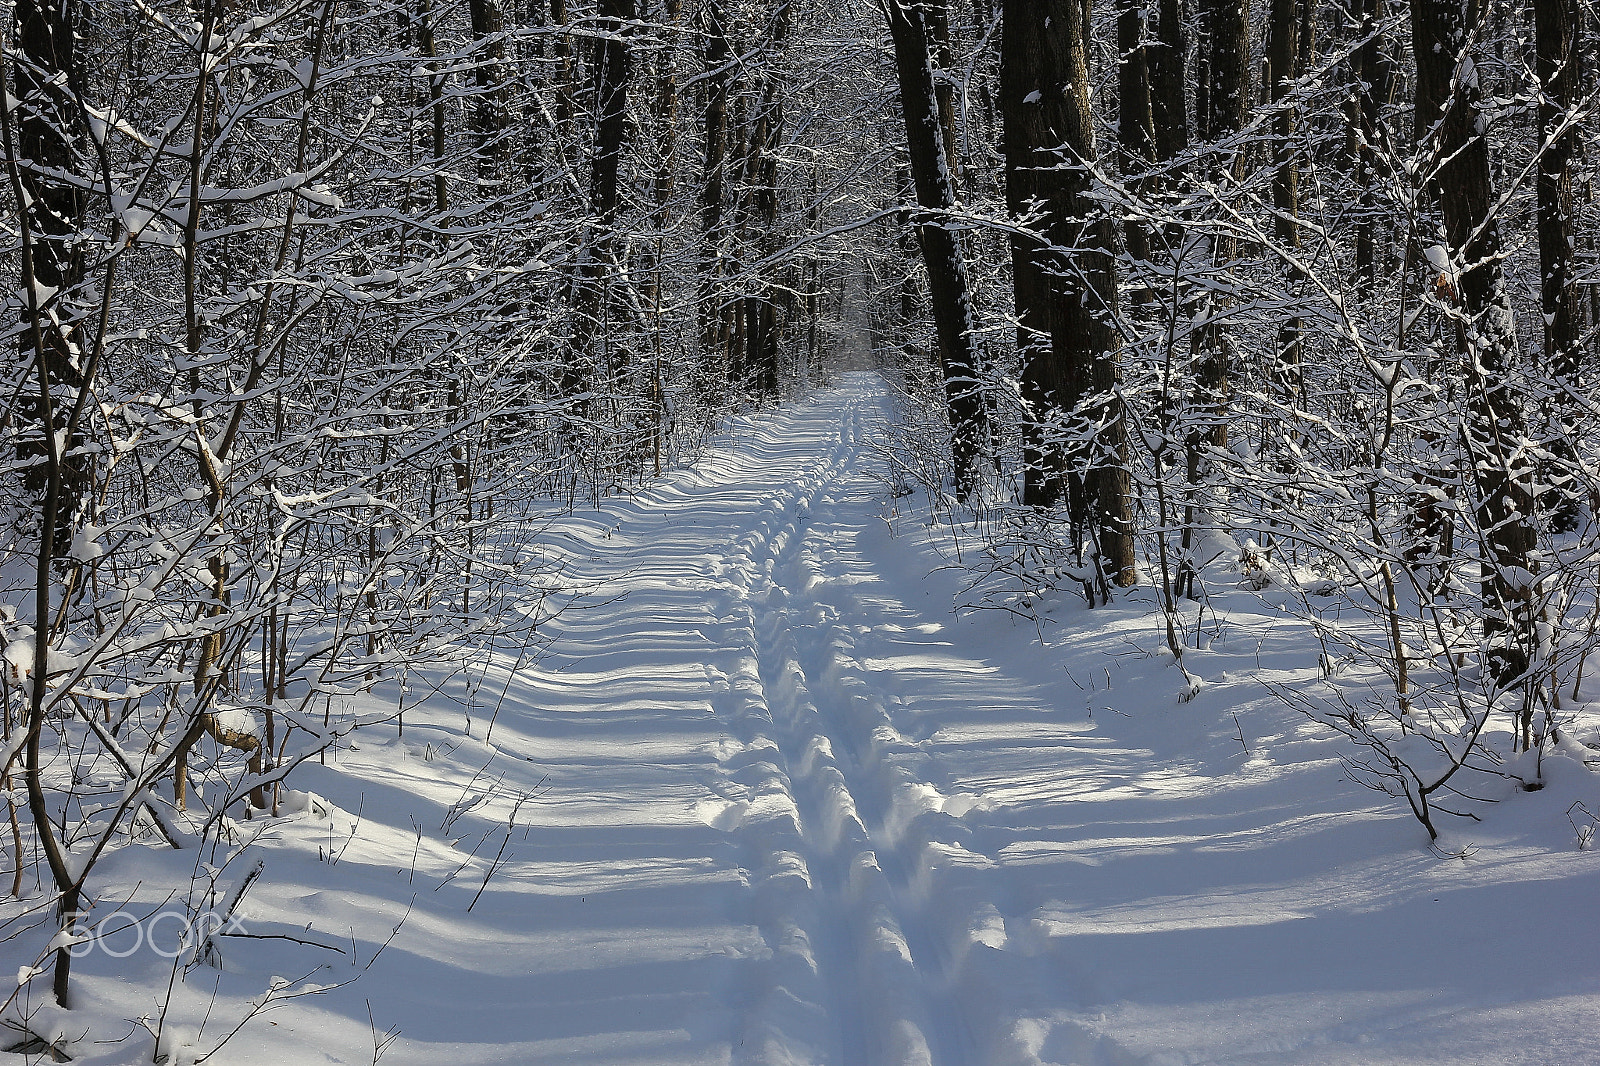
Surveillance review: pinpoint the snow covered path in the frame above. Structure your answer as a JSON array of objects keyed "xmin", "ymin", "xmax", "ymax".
[
  {"xmin": 83, "ymin": 371, "xmax": 1600, "ymax": 1066},
  {"xmin": 510, "ymin": 371, "xmax": 1023, "ymax": 1065}
]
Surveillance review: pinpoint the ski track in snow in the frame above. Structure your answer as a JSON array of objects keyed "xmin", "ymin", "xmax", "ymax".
[
  {"xmin": 62, "ymin": 371, "xmax": 1600, "ymax": 1066},
  {"xmin": 695, "ymin": 381, "xmax": 987, "ymax": 1066}
]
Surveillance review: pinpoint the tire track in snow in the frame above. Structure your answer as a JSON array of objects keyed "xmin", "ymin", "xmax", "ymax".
[{"xmin": 700, "ymin": 378, "xmax": 1009, "ymax": 1066}]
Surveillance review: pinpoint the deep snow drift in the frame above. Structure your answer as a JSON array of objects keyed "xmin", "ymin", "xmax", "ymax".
[{"xmin": 13, "ymin": 372, "xmax": 1600, "ymax": 1065}]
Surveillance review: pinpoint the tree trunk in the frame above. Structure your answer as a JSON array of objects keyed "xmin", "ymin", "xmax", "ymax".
[
  {"xmin": 1118, "ymin": 0, "xmax": 1156, "ymax": 277},
  {"xmin": 698, "ymin": 0, "xmax": 733, "ymax": 388},
  {"xmin": 414, "ymin": 0, "xmax": 451, "ymax": 215},
  {"xmin": 1267, "ymin": 0, "xmax": 1303, "ymax": 402},
  {"xmin": 926, "ymin": 0, "xmax": 963, "ymax": 187},
  {"xmin": 551, "ymin": 0, "xmax": 579, "ymax": 172},
  {"xmin": 1001, "ymin": 0, "xmax": 1136, "ymax": 591},
  {"xmin": 1192, "ymin": 0, "xmax": 1249, "ymax": 449},
  {"xmin": 1348, "ymin": 0, "xmax": 1394, "ymax": 300},
  {"xmin": 11, "ymin": 0, "xmax": 88, "ymax": 542},
  {"xmin": 468, "ymin": 0, "xmax": 509, "ymax": 182},
  {"xmin": 1412, "ymin": 0, "xmax": 1536, "ymax": 692},
  {"xmin": 885, "ymin": 0, "xmax": 991, "ymax": 498},
  {"xmin": 571, "ymin": 0, "xmax": 635, "ymax": 398},
  {"xmin": 1535, "ymin": 0, "xmax": 1582, "ymax": 529},
  {"xmin": 745, "ymin": 0, "xmax": 792, "ymax": 400},
  {"xmin": 646, "ymin": 0, "xmax": 684, "ymax": 307},
  {"xmin": 1149, "ymin": 0, "xmax": 1189, "ymax": 166}
]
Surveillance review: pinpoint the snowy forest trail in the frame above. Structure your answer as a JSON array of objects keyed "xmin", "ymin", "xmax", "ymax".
[
  {"xmin": 98, "ymin": 372, "xmax": 1600, "ymax": 1066},
  {"xmin": 523, "ymin": 370, "xmax": 1024, "ymax": 1066}
]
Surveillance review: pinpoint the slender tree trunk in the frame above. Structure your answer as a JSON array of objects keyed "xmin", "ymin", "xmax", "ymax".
[
  {"xmin": 4, "ymin": 9, "xmax": 90, "ymax": 987},
  {"xmin": 1349, "ymin": 0, "xmax": 1393, "ymax": 300},
  {"xmin": 551, "ymin": 0, "xmax": 578, "ymax": 172},
  {"xmin": 885, "ymin": 0, "xmax": 990, "ymax": 498},
  {"xmin": 415, "ymin": 0, "xmax": 451, "ymax": 216},
  {"xmin": 746, "ymin": 0, "xmax": 791, "ymax": 400},
  {"xmin": 1175, "ymin": 0, "xmax": 1249, "ymax": 598},
  {"xmin": 571, "ymin": 0, "xmax": 635, "ymax": 398},
  {"xmin": 1412, "ymin": 0, "xmax": 1536, "ymax": 692},
  {"xmin": 1147, "ymin": 0, "xmax": 1189, "ymax": 275},
  {"xmin": 698, "ymin": 0, "xmax": 733, "ymax": 389},
  {"xmin": 726, "ymin": 93, "xmax": 755, "ymax": 388},
  {"xmin": 1267, "ymin": 0, "xmax": 1303, "ymax": 402},
  {"xmin": 926, "ymin": 0, "xmax": 963, "ymax": 187},
  {"xmin": 1535, "ymin": 0, "xmax": 1582, "ymax": 528},
  {"xmin": 646, "ymin": 0, "xmax": 684, "ymax": 306},
  {"xmin": 589, "ymin": 0, "xmax": 632, "ymax": 235},
  {"xmin": 1118, "ymin": 0, "xmax": 1156, "ymax": 279},
  {"xmin": 1192, "ymin": 0, "xmax": 1249, "ymax": 446}
]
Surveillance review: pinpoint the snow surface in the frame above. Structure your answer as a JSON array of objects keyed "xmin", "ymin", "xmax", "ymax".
[{"xmin": 23, "ymin": 372, "xmax": 1600, "ymax": 1065}]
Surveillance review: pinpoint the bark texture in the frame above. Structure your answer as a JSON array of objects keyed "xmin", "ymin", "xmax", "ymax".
[
  {"xmin": 1411, "ymin": 0, "xmax": 1536, "ymax": 689},
  {"xmin": 1001, "ymin": 0, "xmax": 1135, "ymax": 590},
  {"xmin": 886, "ymin": 0, "xmax": 991, "ymax": 497}
]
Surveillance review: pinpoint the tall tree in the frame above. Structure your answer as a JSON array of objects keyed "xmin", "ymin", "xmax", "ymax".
[
  {"xmin": 1267, "ymin": 0, "xmax": 1304, "ymax": 401},
  {"xmin": 1118, "ymin": 0, "xmax": 1156, "ymax": 277},
  {"xmin": 697, "ymin": 0, "xmax": 734, "ymax": 388},
  {"xmin": 1535, "ymin": 0, "xmax": 1582, "ymax": 527},
  {"xmin": 743, "ymin": 0, "xmax": 793, "ymax": 399},
  {"xmin": 468, "ymin": 0, "xmax": 510, "ymax": 180},
  {"xmin": 1149, "ymin": 0, "xmax": 1189, "ymax": 167},
  {"xmin": 8, "ymin": 0, "xmax": 89, "ymax": 540},
  {"xmin": 1001, "ymin": 0, "xmax": 1135, "ymax": 592},
  {"xmin": 1411, "ymin": 0, "xmax": 1537, "ymax": 697},
  {"xmin": 571, "ymin": 0, "xmax": 636, "ymax": 398},
  {"xmin": 1193, "ymin": 0, "xmax": 1249, "ymax": 452},
  {"xmin": 884, "ymin": 0, "xmax": 991, "ymax": 498},
  {"xmin": 1347, "ymin": 0, "xmax": 1394, "ymax": 300},
  {"xmin": 926, "ymin": 0, "xmax": 963, "ymax": 186}
]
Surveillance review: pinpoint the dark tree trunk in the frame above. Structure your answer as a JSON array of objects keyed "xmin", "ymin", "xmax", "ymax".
[
  {"xmin": 1204, "ymin": 0, "xmax": 1250, "ymax": 145},
  {"xmin": 589, "ymin": 0, "xmax": 632, "ymax": 229},
  {"xmin": 1267, "ymin": 0, "xmax": 1303, "ymax": 401},
  {"xmin": 885, "ymin": 0, "xmax": 991, "ymax": 498},
  {"xmin": 1536, "ymin": 0, "xmax": 1580, "ymax": 377},
  {"xmin": 1176, "ymin": 0, "xmax": 1249, "ymax": 598},
  {"xmin": 570, "ymin": 0, "xmax": 634, "ymax": 398},
  {"xmin": 551, "ymin": 0, "xmax": 579, "ymax": 171},
  {"xmin": 697, "ymin": 0, "xmax": 733, "ymax": 386},
  {"xmin": 1001, "ymin": 0, "xmax": 1136, "ymax": 591},
  {"xmin": 1536, "ymin": 0, "xmax": 1581, "ymax": 528},
  {"xmin": 1147, "ymin": 0, "xmax": 1189, "ymax": 270},
  {"xmin": 468, "ymin": 0, "xmax": 509, "ymax": 181},
  {"xmin": 645, "ymin": 0, "xmax": 684, "ymax": 307},
  {"xmin": 1118, "ymin": 0, "xmax": 1155, "ymax": 275},
  {"xmin": 726, "ymin": 93, "xmax": 755, "ymax": 388},
  {"xmin": 1348, "ymin": 0, "xmax": 1394, "ymax": 300},
  {"xmin": 412, "ymin": 0, "xmax": 451, "ymax": 216},
  {"xmin": 11, "ymin": 0, "xmax": 89, "ymax": 537},
  {"xmin": 745, "ymin": 0, "xmax": 792, "ymax": 400},
  {"xmin": 1412, "ymin": 0, "xmax": 1537, "ymax": 693},
  {"xmin": 926, "ymin": 0, "xmax": 963, "ymax": 187},
  {"xmin": 1190, "ymin": 0, "xmax": 1249, "ymax": 452},
  {"xmin": 1149, "ymin": 0, "xmax": 1188, "ymax": 166}
]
